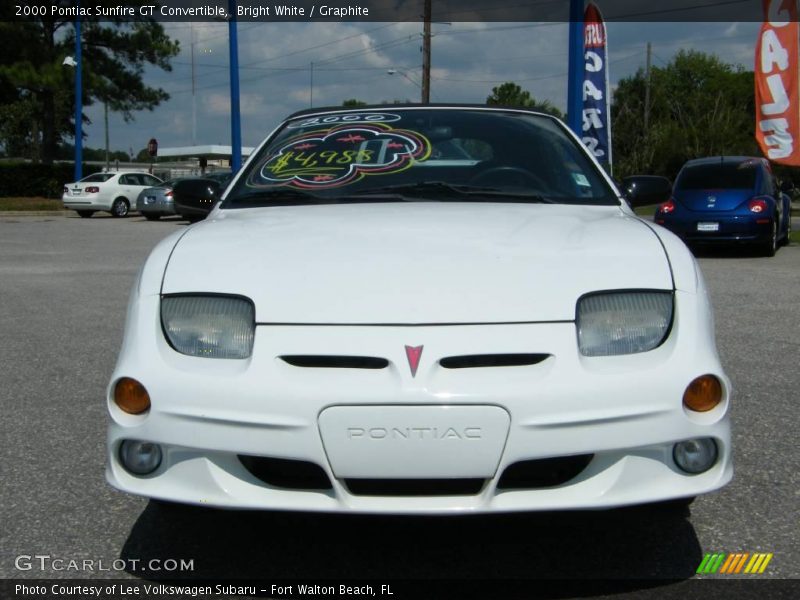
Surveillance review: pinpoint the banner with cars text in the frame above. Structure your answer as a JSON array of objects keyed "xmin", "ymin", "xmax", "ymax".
[
  {"xmin": 755, "ymin": 0, "xmax": 800, "ymax": 165},
  {"xmin": 582, "ymin": 2, "xmax": 612, "ymax": 173}
]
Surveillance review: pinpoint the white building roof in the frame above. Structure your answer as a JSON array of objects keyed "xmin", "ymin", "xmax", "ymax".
[{"xmin": 157, "ymin": 145, "xmax": 255, "ymax": 158}]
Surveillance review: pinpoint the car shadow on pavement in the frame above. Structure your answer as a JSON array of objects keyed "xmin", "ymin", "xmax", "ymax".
[{"xmin": 121, "ymin": 501, "xmax": 701, "ymax": 594}]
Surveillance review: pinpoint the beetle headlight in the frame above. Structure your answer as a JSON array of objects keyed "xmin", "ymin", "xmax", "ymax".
[
  {"xmin": 577, "ymin": 291, "xmax": 673, "ymax": 356},
  {"xmin": 161, "ymin": 295, "xmax": 255, "ymax": 359}
]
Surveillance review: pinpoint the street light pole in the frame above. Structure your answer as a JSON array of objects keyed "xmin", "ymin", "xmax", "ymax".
[
  {"xmin": 566, "ymin": 0, "xmax": 584, "ymax": 137},
  {"xmin": 74, "ymin": 4, "xmax": 83, "ymax": 181},
  {"xmin": 228, "ymin": 0, "xmax": 242, "ymax": 172},
  {"xmin": 104, "ymin": 102, "xmax": 109, "ymax": 170},
  {"xmin": 191, "ymin": 22, "xmax": 196, "ymax": 146}
]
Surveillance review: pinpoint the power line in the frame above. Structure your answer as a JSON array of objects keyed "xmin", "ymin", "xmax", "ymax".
[{"xmin": 432, "ymin": 52, "xmax": 642, "ymax": 85}]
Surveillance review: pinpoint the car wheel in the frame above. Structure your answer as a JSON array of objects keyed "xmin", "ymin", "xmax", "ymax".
[
  {"xmin": 143, "ymin": 213, "xmax": 161, "ymax": 221},
  {"xmin": 111, "ymin": 198, "xmax": 130, "ymax": 218},
  {"xmin": 76, "ymin": 210, "xmax": 95, "ymax": 218},
  {"xmin": 761, "ymin": 219, "xmax": 777, "ymax": 257},
  {"xmin": 780, "ymin": 213, "xmax": 792, "ymax": 246}
]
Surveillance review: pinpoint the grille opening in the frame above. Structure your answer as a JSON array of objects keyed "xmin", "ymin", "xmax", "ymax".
[
  {"xmin": 345, "ymin": 478, "xmax": 485, "ymax": 496},
  {"xmin": 497, "ymin": 455, "xmax": 594, "ymax": 489},
  {"xmin": 440, "ymin": 353, "xmax": 551, "ymax": 369},
  {"xmin": 281, "ymin": 355, "xmax": 389, "ymax": 369},
  {"xmin": 239, "ymin": 455, "xmax": 333, "ymax": 490}
]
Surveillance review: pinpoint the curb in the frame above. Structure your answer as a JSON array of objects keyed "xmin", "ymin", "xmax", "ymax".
[{"xmin": 0, "ymin": 210, "xmax": 68, "ymax": 217}]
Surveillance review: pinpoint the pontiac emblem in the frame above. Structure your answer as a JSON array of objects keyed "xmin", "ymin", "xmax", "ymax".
[{"xmin": 404, "ymin": 345, "xmax": 423, "ymax": 377}]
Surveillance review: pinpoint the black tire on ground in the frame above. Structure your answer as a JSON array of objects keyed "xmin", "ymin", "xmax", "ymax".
[
  {"xmin": 76, "ymin": 210, "xmax": 95, "ymax": 218},
  {"xmin": 780, "ymin": 214, "xmax": 791, "ymax": 246},
  {"xmin": 761, "ymin": 219, "xmax": 777, "ymax": 257},
  {"xmin": 111, "ymin": 197, "xmax": 130, "ymax": 218},
  {"xmin": 143, "ymin": 213, "xmax": 161, "ymax": 221}
]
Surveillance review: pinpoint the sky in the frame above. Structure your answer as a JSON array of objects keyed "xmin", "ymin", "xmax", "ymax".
[{"xmin": 77, "ymin": 19, "xmax": 763, "ymax": 156}]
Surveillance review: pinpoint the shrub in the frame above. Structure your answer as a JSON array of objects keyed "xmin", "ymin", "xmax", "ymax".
[{"xmin": 0, "ymin": 163, "xmax": 102, "ymax": 198}]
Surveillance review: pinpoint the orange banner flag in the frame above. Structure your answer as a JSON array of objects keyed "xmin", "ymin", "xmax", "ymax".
[{"xmin": 755, "ymin": 0, "xmax": 800, "ymax": 164}]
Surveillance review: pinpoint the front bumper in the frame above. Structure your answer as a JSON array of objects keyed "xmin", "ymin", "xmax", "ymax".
[{"xmin": 107, "ymin": 289, "xmax": 732, "ymax": 513}]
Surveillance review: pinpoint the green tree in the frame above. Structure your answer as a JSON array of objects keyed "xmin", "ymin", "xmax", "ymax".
[
  {"xmin": 612, "ymin": 50, "xmax": 757, "ymax": 179},
  {"xmin": 342, "ymin": 98, "xmax": 368, "ymax": 107},
  {"xmin": 486, "ymin": 82, "xmax": 563, "ymax": 118},
  {"xmin": 0, "ymin": 3, "xmax": 179, "ymax": 163}
]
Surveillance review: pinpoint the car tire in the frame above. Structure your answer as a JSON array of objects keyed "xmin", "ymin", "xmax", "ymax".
[
  {"xmin": 76, "ymin": 210, "xmax": 95, "ymax": 218},
  {"xmin": 761, "ymin": 219, "xmax": 777, "ymax": 257},
  {"xmin": 780, "ymin": 213, "xmax": 791, "ymax": 246},
  {"xmin": 111, "ymin": 198, "xmax": 130, "ymax": 218},
  {"xmin": 143, "ymin": 213, "xmax": 161, "ymax": 221}
]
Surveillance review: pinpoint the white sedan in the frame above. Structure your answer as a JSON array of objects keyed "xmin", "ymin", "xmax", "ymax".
[
  {"xmin": 62, "ymin": 171, "xmax": 163, "ymax": 218},
  {"xmin": 106, "ymin": 106, "xmax": 732, "ymax": 513}
]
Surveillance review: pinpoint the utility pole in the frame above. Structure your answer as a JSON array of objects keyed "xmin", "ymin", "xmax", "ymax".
[
  {"xmin": 644, "ymin": 42, "xmax": 652, "ymax": 132},
  {"xmin": 421, "ymin": 0, "xmax": 431, "ymax": 103},
  {"xmin": 310, "ymin": 61, "xmax": 314, "ymax": 107}
]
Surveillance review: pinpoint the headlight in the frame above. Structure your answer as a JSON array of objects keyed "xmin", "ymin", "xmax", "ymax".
[
  {"xmin": 161, "ymin": 295, "xmax": 255, "ymax": 359},
  {"xmin": 577, "ymin": 291, "xmax": 673, "ymax": 356}
]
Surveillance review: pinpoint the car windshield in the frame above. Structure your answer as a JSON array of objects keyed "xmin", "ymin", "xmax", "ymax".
[
  {"xmin": 223, "ymin": 108, "xmax": 617, "ymax": 208},
  {"xmin": 676, "ymin": 162, "xmax": 758, "ymax": 190},
  {"xmin": 79, "ymin": 173, "xmax": 115, "ymax": 183}
]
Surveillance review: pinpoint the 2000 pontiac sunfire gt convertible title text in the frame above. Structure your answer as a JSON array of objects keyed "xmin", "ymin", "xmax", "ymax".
[{"xmin": 107, "ymin": 106, "xmax": 732, "ymax": 513}]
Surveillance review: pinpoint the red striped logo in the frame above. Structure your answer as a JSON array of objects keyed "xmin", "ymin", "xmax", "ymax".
[{"xmin": 404, "ymin": 345, "xmax": 423, "ymax": 377}]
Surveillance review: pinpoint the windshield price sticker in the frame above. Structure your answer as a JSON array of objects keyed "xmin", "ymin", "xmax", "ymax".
[
  {"xmin": 286, "ymin": 113, "xmax": 402, "ymax": 129},
  {"xmin": 251, "ymin": 124, "xmax": 431, "ymax": 189}
]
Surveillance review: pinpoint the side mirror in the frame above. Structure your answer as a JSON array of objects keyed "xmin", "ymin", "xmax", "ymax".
[
  {"xmin": 207, "ymin": 181, "xmax": 221, "ymax": 195},
  {"xmin": 779, "ymin": 179, "xmax": 794, "ymax": 193},
  {"xmin": 621, "ymin": 175, "xmax": 672, "ymax": 208}
]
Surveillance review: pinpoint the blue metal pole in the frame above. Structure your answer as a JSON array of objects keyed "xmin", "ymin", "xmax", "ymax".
[
  {"xmin": 228, "ymin": 0, "xmax": 242, "ymax": 172},
  {"xmin": 74, "ymin": 3, "xmax": 82, "ymax": 181},
  {"xmin": 567, "ymin": 0, "xmax": 584, "ymax": 136}
]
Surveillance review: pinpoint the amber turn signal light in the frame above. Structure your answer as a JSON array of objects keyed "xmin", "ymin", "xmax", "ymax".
[
  {"xmin": 114, "ymin": 377, "xmax": 151, "ymax": 415},
  {"xmin": 683, "ymin": 375, "xmax": 722, "ymax": 412}
]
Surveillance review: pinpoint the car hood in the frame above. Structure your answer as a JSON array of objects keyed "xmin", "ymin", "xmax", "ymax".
[{"xmin": 162, "ymin": 203, "xmax": 673, "ymax": 323}]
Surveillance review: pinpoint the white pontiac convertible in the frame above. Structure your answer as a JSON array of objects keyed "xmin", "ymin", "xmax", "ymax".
[{"xmin": 107, "ymin": 106, "xmax": 732, "ymax": 513}]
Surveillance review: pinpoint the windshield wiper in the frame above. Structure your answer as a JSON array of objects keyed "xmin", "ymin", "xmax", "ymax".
[
  {"xmin": 223, "ymin": 182, "xmax": 555, "ymax": 208},
  {"xmin": 222, "ymin": 189, "xmax": 332, "ymax": 208},
  {"xmin": 349, "ymin": 181, "xmax": 554, "ymax": 203}
]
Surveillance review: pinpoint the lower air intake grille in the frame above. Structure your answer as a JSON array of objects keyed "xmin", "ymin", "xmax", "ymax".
[
  {"xmin": 440, "ymin": 353, "xmax": 550, "ymax": 369},
  {"xmin": 345, "ymin": 478, "xmax": 485, "ymax": 496},
  {"xmin": 281, "ymin": 355, "xmax": 389, "ymax": 369},
  {"xmin": 497, "ymin": 455, "xmax": 594, "ymax": 489},
  {"xmin": 239, "ymin": 455, "xmax": 333, "ymax": 490}
]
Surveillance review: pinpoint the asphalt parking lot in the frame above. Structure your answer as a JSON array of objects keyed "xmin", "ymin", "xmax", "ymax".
[{"xmin": 0, "ymin": 213, "xmax": 798, "ymax": 597}]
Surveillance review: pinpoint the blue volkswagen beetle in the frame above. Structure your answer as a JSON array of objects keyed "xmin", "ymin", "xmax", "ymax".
[{"xmin": 654, "ymin": 156, "xmax": 792, "ymax": 256}]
